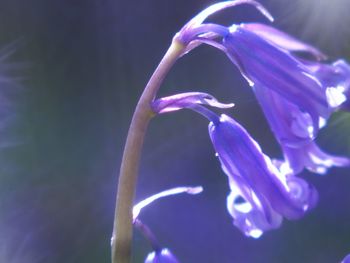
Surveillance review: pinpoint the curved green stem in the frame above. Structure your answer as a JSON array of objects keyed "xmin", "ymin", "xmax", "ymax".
[{"xmin": 112, "ymin": 40, "xmax": 185, "ymax": 263}]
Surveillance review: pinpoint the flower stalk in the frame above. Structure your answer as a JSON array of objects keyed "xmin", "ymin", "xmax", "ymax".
[
  {"xmin": 111, "ymin": 40, "xmax": 185, "ymax": 263},
  {"xmin": 133, "ymin": 219, "xmax": 161, "ymax": 253}
]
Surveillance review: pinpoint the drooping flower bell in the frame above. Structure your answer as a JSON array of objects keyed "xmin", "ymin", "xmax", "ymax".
[
  {"xmin": 152, "ymin": 94, "xmax": 317, "ymax": 238},
  {"xmin": 222, "ymin": 25, "xmax": 350, "ymax": 173},
  {"xmin": 173, "ymin": 0, "xmax": 350, "ymax": 174},
  {"xmin": 207, "ymin": 113, "xmax": 318, "ymax": 238}
]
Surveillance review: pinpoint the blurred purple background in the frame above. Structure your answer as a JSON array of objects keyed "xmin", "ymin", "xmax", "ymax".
[{"xmin": 0, "ymin": 0, "xmax": 349, "ymax": 262}]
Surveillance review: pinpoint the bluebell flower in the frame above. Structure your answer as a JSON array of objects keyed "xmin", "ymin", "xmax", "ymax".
[
  {"xmin": 221, "ymin": 24, "xmax": 350, "ymax": 129},
  {"xmin": 207, "ymin": 113, "xmax": 318, "ymax": 238},
  {"xmin": 149, "ymin": 0, "xmax": 350, "ymax": 238},
  {"xmin": 153, "ymin": 94, "xmax": 317, "ymax": 237},
  {"xmin": 173, "ymin": 0, "xmax": 350, "ymax": 174},
  {"xmin": 223, "ymin": 24, "xmax": 350, "ymax": 174}
]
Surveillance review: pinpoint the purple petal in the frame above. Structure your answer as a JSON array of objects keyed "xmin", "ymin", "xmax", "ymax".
[
  {"xmin": 342, "ymin": 89, "xmax": 350, "ymax": 110},
  {"xmin": 341, "ymin": 254, "xmax": 350, "ymax": 263},
  {"xmin": 226, "ymin": 175, "xmax": 282, "ymax": 238},
  {"xmin": 253, "ymin": 84, "xmax": 317, "ymax": 147},
  {"xmin": 241, "ymin": 23, "xmax": 327, "ymax": 60},
  {"xmin": 209, "ymin": 114, "xmax": 317, "ymax": 236},
  {"xmin": 223, "ymin": 27, "xmax": 330, "ymax": 134},
  {"xmin": 222, "ymin": 26, "xmax": 350, "ymax": 126},
  {"xmin": 253, "ymin": 83, "xmax": 350, "ymax": 174},
  {"xmin": 281, "ymin": 142, "xmax": 350, "ymax": 175},
  {"xmin": 307, "ymin": 59, "xmax": 350, "ymax": 109},
  {"xmin": 152, "ymin": 92, "xmax": 234, "ymax": 114},
  {"xmin": 230, "ymin": 28, "xmax": 350, "ymax": 174},
  {"xmin": 145, "ymin": 248, "xmax": 179, "ymax": 263}
]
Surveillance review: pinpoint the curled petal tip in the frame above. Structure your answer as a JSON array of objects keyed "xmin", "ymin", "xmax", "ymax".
[
  {"xmin": 282, "ymin": 142, "xmax": 350, "ymax": 176},
  {"xmin": 186, "ymin": 185, "xmax": 204, "ymax": 194},
  {"xmin": 204, "ymin": 97, "xmax": 235, "ymax": 109},
  {"xmin": 152, "ymin": 92, "xmax": 234, "ymax": 114}
]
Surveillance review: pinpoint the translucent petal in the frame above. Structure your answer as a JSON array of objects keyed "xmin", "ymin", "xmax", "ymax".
[
  {"xmin": 241, "ymin": 23, "xmax": 326, "ymax": 60},
  {"xmin": 209, "ymin": 113, "xmax": 317, "ymax": 236},
  {"xmin": 152, "ymin": 92, "xmax": 234, "ymax": 114}
]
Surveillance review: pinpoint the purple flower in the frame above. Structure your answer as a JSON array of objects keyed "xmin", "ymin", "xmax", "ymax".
[
  {"xmin": 207, "ymin": 113, "xmax": 317, "ymax": 237},
  {"xmin": 152, "ymin": 91, "xmax": 318, "ymax": 237},
  {"xmin": 223, "ymin": 24, "xmax": 350, "ymax": 131},
  {"xmin": 173, "ymin": 1, "xmax": 350, "ymax": 174},
  {"xmin": 148, "ymin": 0, "xmax": 350, "ymax": 238},
  {"xmin": 144, "ymin": 249, "xmax": 179, "ymax": 263},
  {"xmin": 223, "ymin": 25, "xmax": 350, "ymax": 173},
  {"xmin": 224, "ymin": 25, "xmax": 331, "ymax": 125}
]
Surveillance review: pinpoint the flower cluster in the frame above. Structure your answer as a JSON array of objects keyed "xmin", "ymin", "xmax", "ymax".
[
  {"xmin": 139, "ymin": 0, "xmax": 350, "ymax": 261},
  {"xmin": 153, "ymin": 0, "xmax": 350, "ymax": 239}
]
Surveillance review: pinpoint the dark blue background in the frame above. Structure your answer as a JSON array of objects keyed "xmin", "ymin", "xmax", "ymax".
[{"xmin": 0, "ymin": 0, "xmax": 349, "ymax": 262}]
